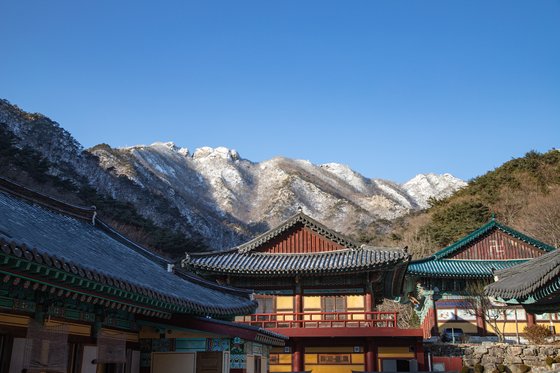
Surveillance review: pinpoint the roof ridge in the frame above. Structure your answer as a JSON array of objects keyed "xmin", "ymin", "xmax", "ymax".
[
  {"xmin": 432, "ymin": 219, "xmax": 496, "ymax": 259},
  {"xmin": 235, "ymin": 211, "xmax": 360, "ymax": 254},
  {"xmin": 422, "ymin": 218, "xmax": 556, "ymax": 261},
  {"xmin": 0, "ymin": 177, "xmax": 96, "ymax": 221},
  {"xmin": 0, "ymin": 177, "xmax": 176, "ymax": 267}
]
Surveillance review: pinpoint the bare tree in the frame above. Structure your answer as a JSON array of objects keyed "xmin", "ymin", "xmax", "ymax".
[
  {"xmin": 462, "ymin": 280, "xmax": 508, "ymax": 342},
  {"xmin": 377, "ymin": 299, "xmax": 420, "ymax": 329},
  {"xmin": 517, "ymin": 187, "xmax": 560, "ymax": 248}
]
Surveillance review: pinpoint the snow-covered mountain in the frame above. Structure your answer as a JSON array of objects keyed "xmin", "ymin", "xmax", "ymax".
[
  {"xmin": 90, "ymin": 142, "xmax": 466, "ymax": 244},
  {"xmin": 0, "ymin": 99, "xmax": 466, "ymax": 251},
  {"xmin": 402, "ymin": 173, "xmax": 467, "ymax": 209}
]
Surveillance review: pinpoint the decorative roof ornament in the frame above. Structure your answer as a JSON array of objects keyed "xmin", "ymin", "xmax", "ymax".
[
  {"xmin": 181, "ymin": 253, "xmax": 191, "ymax": 268},
  {"xmin": 91, "ymin": 206, "xmax": 97, "ymax": 226}
]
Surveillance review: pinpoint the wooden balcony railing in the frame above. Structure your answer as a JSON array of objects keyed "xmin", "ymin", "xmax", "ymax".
[{"xmin": 237, "ymin": 311, "xmax": 398, "ymax": 329}]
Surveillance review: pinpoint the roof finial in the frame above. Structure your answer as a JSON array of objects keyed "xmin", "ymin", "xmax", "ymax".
[
  {"xmin": 491, "ymin": 213, "xmax": 496, "ymax": 221},
  {"xmin": 91, "ymin": 206, "xmax": 97, "ymax": 226},
  {"xmin": 297, "ymin": 206, "xmax": 303, "ymax": 213}
]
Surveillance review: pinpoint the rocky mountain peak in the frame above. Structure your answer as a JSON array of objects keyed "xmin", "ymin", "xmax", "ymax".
[
  {"xmin": 192, "ymin": 146, "xmax": 240, "ymax": 161},
  {"xmin": 402, "ymin": 173, "xmax": 467, "ymax": 209}
]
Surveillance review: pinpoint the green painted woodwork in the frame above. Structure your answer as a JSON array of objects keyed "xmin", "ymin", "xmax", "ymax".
[{"xmin": 175, "ymin": 338, "xmax": 207, "ymax": 352}]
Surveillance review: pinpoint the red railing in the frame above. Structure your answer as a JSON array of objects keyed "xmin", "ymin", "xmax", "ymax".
[{"xmin": 237, "ymin": 311, "xmax": 398, "ymax": 329}]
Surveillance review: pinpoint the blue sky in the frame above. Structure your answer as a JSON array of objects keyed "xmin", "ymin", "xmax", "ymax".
[{"xmin": 1, "ymin": 1, "xmax": 559, "ymax": 183}]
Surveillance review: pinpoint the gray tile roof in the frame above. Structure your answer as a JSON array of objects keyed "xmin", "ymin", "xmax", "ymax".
[
  {"xmin": 184, "ymin": 211, "xmax": 410, "ymax": 276},
  {"xmin": 485, "ymin": 249, "xmax": 560, "ymax": 302},
  {"xmin": 0, "ymin": 180, "xmax": 257, "ymax": 317},
  {"xmin": 186, "ymin": 246, "xmax": 409, "ymax": 276}
]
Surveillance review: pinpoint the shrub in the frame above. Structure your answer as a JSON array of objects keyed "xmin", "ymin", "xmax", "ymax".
[
  {"xmin": 497, "ymin": 364, "xmax": 506, "ymax": 372},
  {"xmin": 546, "ymin": 357, "xmax": 554, "ymax": 367},
  {"xmin": 518, "ymin": 364, "xmax": 530, "ymax": 373},
  {"xmin": 474, "ymin": 363, "xmax": 484, "ymax": 373},
  {"xmin": 523, "ymin": 324, "xmax": 552, "ymax": 344},
  {"xmin": 461, "ymin": 366, "xmax": 471, "ymax": 373}
]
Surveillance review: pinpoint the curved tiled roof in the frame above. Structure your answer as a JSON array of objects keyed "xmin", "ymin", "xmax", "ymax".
[
  {"xmin": 0, "ymin": 178, "xmax": 257, "ymax": 318},
  {"xmin": 485, "ymin": 249, "xmax": 560, "ymax": 302},
  {"xmin": 186, "ymin": 246, "xmax": 410, "ymax": 276},
  {"xmin": 407, "ymin": 218, "xmax": 556, "ymax": 279},
  {"xmin": 407, "ymin": 259, "xmax": 526, "ymax": 278}
]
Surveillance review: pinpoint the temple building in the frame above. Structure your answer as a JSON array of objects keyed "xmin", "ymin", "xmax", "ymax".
[
  {"xmin": 406, "ymin": 217, "xmax": 557, "ymax": 341},
  {"xmin": 0, "ymin": 178, "xmax": 286, "ymax": 373},
  {"xmin": 184, "ymin": 211, "xmax": 426, "ymax": 373}
]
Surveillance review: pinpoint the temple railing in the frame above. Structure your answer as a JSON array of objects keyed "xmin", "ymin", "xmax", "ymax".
[{"xmin": 237, "ymin": 311, "xmax": 398, "ymax": 329}]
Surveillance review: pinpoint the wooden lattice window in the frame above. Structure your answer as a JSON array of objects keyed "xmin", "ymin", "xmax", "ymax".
[
  {"xmin": 255, "ymin": 295, "xmax": 275, "ymax": 314},
  {"xmin": 322, "ymin": 296, "xmax": 346, "ymax": 313}
]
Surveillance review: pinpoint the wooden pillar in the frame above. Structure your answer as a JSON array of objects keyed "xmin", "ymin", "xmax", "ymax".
[
  {"xmin": 415, "ymin": 340, "xmax": 425, "ymax": 371},
  {"xmin": 432, "ymin": 295, "xmax": 439, "ymax": 336},
  {"xmin": 365, "ymin": 292, "xmax": 373, "ymax": 312},
  {"xmin": 292, "ymin": 340, "xmax": 304, "ymax": 372},
  {"xmin": 476, "ymin": 307, "xmax": 486, "ymax": 336},
  {"xmin": 527, "ymin": 312, "xmax": 536, "ymax": 327},
  {"xmin": 365, "ymin": 339, "xmax": 377, "ymax": 372},
  {"xmin": 295, "ymin": 283, "xmax": 303, "ymax": 327}
]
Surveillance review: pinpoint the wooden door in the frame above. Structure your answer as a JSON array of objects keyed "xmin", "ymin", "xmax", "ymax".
[{"xmin": 196, "ymin": 351, "xmax": 223, "ymax": 373}]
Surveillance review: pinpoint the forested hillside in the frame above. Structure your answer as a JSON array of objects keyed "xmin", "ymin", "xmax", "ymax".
[{"xmin": 386, "ymin": 150, "xmax": 560, "ymax": 259}]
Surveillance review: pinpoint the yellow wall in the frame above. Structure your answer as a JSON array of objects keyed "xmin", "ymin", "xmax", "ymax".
[
  {"xmin": 270, "ymin": 347, "xmax": 365, "ymax": 373},
  {"xmin": 347, "ymin": 295, "xmax": 365, "ymax": 310},
  {"xmin": 437, "ymin": 321, "xmax": 479, "ymax": 334},
  {"xmin": 276, "ymin": 296, "xmax": 294, "ymax": 311},
  {"xmin": 305, "ymin": 352, "xmax": 364, "ymax": 373},
  {"xmin": 269, "ymin": 366, "xmax": 294, "ymax": 372},
  {"xmin": 378, "ymin": 346, "xmax": 415, "ymax": 359},
  {"xmin": 0, "ymin": 313, "xmax": 29, "ymax": 327},
  {"xmin": 304, "ymin": 365, "xmax": 364, "ymax": 373},
  {"xmin": 303, "ymin": 296, "xmax": 320, "ymax": 310}
]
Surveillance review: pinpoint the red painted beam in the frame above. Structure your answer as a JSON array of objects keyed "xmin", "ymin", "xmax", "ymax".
[{"xmin": 267, "ymin": 327, "xmax": 423, "ymax": 338}]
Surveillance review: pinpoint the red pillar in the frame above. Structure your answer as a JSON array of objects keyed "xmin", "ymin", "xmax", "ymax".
[
  {"xmin": 476, "ymin": 307, "xmax": 486, "ymax": 336},
  {"xmin": 527, "ymin": 313, "xmax": 536, "ymax": 327},
  {"xmin": 415, "ymin": 340, "xmax": 425, "ymax": 371},
  {"xmin": 365, "ymin": 339, "xmax": 377, "ymax": 372},
  {"xmin": 295, "ymin": 292, "xmax": 303, "ymax": 327},
  {"xmin": 365, "ymin": 292, "xmax": 373, "ymax": 312},
  {"xmin": 292, "ymin": 341, "xmax": 304, "ymax": 372},
  {"xmin": 432, "ymin": 296, "xmax": 439, "ymax": 336}
]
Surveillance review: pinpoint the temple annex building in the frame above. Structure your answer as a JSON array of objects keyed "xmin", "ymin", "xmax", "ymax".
[
  {"xmin": 0, "ymin": 178, "xmax": 287, "ymax": 373},
  {"xmin": 185, "ymin": 211, "xmax": 426, "ymax": 373},
  {"xmin": 406, "ymin": 217, "xmax": 557, "ymax": 342}
]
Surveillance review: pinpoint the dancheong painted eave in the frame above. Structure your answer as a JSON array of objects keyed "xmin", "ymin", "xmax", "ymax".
[
  {"xmin": 0, "ymin": 177, "xmax": 257, "ymax": 318},
  {"xmin": 406, "ymin": 259, "xmax": 526, "ymax": 278}
]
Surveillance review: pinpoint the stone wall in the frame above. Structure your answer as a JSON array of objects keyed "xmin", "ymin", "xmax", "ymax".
[{"xmin": 426, "ymin": 343, "xmax": 560, "ymax": 373}]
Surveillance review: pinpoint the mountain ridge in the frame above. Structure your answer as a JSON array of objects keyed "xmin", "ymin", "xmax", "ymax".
[{"xmin": 0, "ymin": 98, "xmax": 467, "ymax": 253}]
